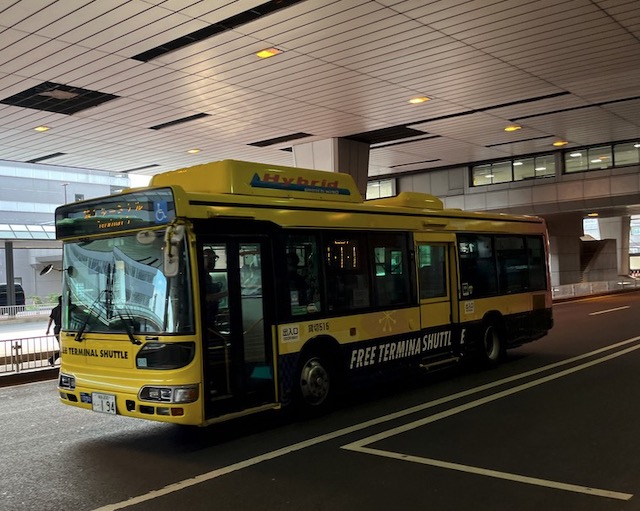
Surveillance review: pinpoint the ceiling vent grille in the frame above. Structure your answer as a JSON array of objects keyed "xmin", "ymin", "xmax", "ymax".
[
  {"xmin": 149, "ymin": 113, "xmax": 210, "ymax": 130},
  {"xmin": 347, "ymin": 126, "xmax": 427, "ymax": 145},
  {"xmin": 0, "ymin": 82, "xmax": 118, "ymax": 115},
  {"xmin": 132, "ymin": 0, "xmax": 306, "ymax": 62},
  {"xmin": 249, "ymin": 132, "xmax": 312, "ymax": 147}
]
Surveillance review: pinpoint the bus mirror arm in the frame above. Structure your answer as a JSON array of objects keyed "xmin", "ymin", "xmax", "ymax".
[{"xmin": 163, "ymin": 223, "xmax": 185, "ymax": 278}]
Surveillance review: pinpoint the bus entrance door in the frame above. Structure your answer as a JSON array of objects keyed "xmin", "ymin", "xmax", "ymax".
[
  {"xmin": 415, "ymin": 237, "xmax": 460, "ymax": 368},
  {"xmin": 201, "ymin": 239, "xmax": 276, "ymax": 419}
]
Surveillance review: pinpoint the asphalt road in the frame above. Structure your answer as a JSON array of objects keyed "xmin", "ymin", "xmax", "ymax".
[{"xmin": 2, "ymin": 292, "xmax": 640, "ymax": 511}]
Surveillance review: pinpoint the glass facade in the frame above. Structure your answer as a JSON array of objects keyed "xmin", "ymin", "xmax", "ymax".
[
  {"xmin": 367, "ymin": 178, "xmax": 395, "ymax": 199},
  {"xmin": 565, "ymin": 141, "xmax": 639, "ymax": 174},
  {"xmin": 472, "ymin": 140, "xmax": 640, "ymax": 187},
  {"xmin": 472, "ymin": 154, "xmax": 555, "ymax": 186}
]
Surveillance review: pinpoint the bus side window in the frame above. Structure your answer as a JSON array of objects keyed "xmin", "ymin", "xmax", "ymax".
[
  {"xmin": 285, "ymin": 234, "xmax": 321, "ymax": 316},
  {"xmin": 527, "ymin": 236, "xmax": 547, "ymax": 290},
  {"xmin": 325, "ymin": 235, "xmax": 370, "ymax": 312},
  {"xmin": 371, "ymin": 234, "xmax": 411, "ymax": 306},
  {"xmin": 458, "ymin": 235, "xmax": 497, "ymax": 298},
  {"xmin": 496, "ymin": 235, "xmax": 528, "ymax": 294}
]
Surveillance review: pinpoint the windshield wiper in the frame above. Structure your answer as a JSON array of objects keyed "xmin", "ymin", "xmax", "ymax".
[
  {"xmin": 117, "ymin": 310, "xmax": 141, "ymax": 345},
  {"xmin": 74, "ymin": 290, "xmax": 106, "ymax": 342}
]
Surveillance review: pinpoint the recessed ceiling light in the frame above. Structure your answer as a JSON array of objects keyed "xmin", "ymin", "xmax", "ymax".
[
  {"xmin": 187, "ymin": 148, "xmax": 200, "ymax": 154},
  {"xmin": 587, "ymin": 212, "xmax": 599, "ymax": 217},
  {"xmin": 256, "ymin": 47, "xmax": 282, "ymax": 58},
  {"xmin": 34, "ymin": 126, "xmax": 50, "ymax": 132},
  {"xmin": 553, "ymin": 140, "xmax": 568, "ymax": 147},
  {"xmin": 504, "ymin": 125, "xmax": 522, "ymax": 132},
  {"xmin": 409, "ymin": 97, "xmax": 430, "ymax": 104}
]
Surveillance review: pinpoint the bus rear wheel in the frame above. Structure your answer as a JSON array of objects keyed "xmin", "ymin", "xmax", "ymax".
[
  {"xmin": 479, "ymin": 323, "xmax": 503, "ymax": 366},
  {"xmin": 296, "ymin": 353, "xmax": 334, "ymax": 414}
]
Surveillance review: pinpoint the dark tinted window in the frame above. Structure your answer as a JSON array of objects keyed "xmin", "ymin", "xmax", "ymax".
[
  {"xmin": 458, "ymin": 235, "xmax": 497, "ymax": 298},
  {"xmin": 496, "ymin": 236, "xmax": 528, "ymax": 294},
  {"xmin": 325, "ymin": 234, "xmax": 370, "ymax": 312},
  {"xmin": 417, "ymin": 244, "xmax": 447, "ymax": 299},
  {"xmin": 370, "ymin": 233, "xmax": 411, "ymax": 306}
]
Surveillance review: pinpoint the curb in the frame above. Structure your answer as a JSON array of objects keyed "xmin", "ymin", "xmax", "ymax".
[{"xmin": 0, "ymin": 368, "xmax": 58, "ymax": 387}]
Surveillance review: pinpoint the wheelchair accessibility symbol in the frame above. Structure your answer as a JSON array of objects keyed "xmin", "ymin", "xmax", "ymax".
[{"xmin": 154, "ymin": 201, "xmax": 169, "ymax": 223}]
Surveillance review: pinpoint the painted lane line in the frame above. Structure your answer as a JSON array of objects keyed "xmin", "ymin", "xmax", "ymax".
[
  {"xmin": 589, "ymin": 306, "xmax": 630, "ymax": 316},
  {"xmin": 341, "ymin": 343, "xmax": 640, "ymax": 501},
  {"xmin": 92, "ymin": 336, "xmax": 640, "ymax": 511},
  {"xmin": 349, "ymin": 446, "xmax": 632, "ymax": 501}
]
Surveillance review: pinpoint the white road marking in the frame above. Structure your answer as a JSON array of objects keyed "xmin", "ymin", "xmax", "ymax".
[
  {"xmin": 341, "ymin": 343, "xmax": 640, "ymax": 501},
  {"xmin": 92, "ymin": 336, "xmax": 640, "ymax": 510},
  {"xmin": 589, "ymin": 306, "xmax": 630, "ymax": 316},
  {"xmin": 350, "ymin": 446, "xmax": 633, "ymax": 501}
]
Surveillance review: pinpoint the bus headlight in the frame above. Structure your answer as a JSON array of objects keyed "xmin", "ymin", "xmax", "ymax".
[
  {"xmin": 139, "ymin": 385, "xmax": 198, "ymax": 403},
  {"xmin": 59, "ymin": 373, "xmax": 76, "ymax": 390}
]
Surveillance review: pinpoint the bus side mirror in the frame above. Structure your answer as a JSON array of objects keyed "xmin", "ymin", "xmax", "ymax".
[
  {"xmin": 40, "ymin": 264, "xmax": 75, "ymax": 277},
  {"xmin": 163, "ymin": 224, "xmax": 185, "ymax": 277}
]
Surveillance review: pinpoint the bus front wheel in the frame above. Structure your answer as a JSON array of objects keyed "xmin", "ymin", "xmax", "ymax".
[{"xmin": 296, "ymin": 352, "xmax": 334, "ymax": 414}]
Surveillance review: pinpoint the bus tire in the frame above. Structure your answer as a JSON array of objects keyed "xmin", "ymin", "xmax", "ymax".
[
  {"xmin": 295, "ymin": 350, "xmax": 335, "ymax": 415},
  {"xmin": 478, "ymin": 322, "xmax": 503, "ymax": 367}
]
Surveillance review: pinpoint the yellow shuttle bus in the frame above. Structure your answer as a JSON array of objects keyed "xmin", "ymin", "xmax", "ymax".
[{"xmin": 54, "ymin": 160, "xmax": 552, "ymax": 425}]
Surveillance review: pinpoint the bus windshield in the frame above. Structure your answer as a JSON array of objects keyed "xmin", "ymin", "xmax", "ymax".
[{"xmin": 62, "ymin": 229, "xmax": 193, "ymax": 335}]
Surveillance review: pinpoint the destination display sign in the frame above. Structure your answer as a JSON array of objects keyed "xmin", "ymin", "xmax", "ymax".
[{"xmin": 55, "ymin": 188, "xmax": 176, "ymax": 238}]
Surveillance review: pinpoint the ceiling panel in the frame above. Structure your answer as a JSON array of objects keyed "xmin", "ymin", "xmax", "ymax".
[{"xmin": 0, "ymin": 0, "xmax": 636, "ymax": 181}]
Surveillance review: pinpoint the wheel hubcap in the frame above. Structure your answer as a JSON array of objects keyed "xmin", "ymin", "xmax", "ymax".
[{"xmin": 300, "ymin": 359, "xmax": 329, "ymax": 405}]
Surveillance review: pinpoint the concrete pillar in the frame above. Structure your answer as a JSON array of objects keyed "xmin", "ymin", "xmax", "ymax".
[
  {"xmin": 543, "ymin": 212, "xmax": 584, "ymax": 286},
  {"xmin": 292, "ymin": 138, "xmax": 370, "ymax": 197},
  {"xmin": 4, "ymin": 241, "xmax": 15, "ymax": 306},
  {"xmin": 598, "ymin": 216, "xmax": 630, "ymax": 275}
]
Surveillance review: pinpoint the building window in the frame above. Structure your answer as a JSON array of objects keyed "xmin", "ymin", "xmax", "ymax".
[
  {"xmin": 513, "ymin": 155, "xmax": 555, "ymax": 181},
  {"xmin": 613, "ymin": 142, "xmax": 640, "ymax": 166},
  {"xmin": 565, "ymin": 146, "xmax": 614, "ymax": 173},
  {"xmin": 472, "ymin": 161, "xmax": 512, "ymax": 186},
  {"xmin": 472, "ymin": 154, "xmax": 554, "ymax": 186},
  {"xmin": 366, "ymin": 179, "xmax": 395, "ymax": 199}
]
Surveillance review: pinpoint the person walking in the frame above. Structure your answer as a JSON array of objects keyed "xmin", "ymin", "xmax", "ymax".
[{"xmin": 46, "ymin": 296, "xmax": 62, "ymax": 366}]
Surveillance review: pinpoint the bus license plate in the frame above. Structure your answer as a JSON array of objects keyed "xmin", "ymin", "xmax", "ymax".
[{"xmin": 92, "ymin": 392, "xmax": 116, "ymax": 414}]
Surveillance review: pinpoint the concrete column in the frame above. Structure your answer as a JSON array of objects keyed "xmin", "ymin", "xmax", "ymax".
[
  {"xmin": 598, "ymin": 216, "xmax": 630, "ymax": 275},
  {"xmin": 4, "ymin": 241, "xmax": 15, "ymax": 306},
  {"xmin": 292, "ymin": 138, "xmax": 370, "ymax": 197},
  {"xmin": 543, "ymin": 212, "xmax": 584, "ymax": 286}
]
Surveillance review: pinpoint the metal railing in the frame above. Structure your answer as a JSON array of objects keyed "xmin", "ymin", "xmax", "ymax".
[
  {"xmin": 0, "ymin": 303, "xmax": 55, "ymax": 320},
  {"xmin": 0, "ymin": 335, "xmax": 59, "ymax": 375},
  {"xmin": 552, "ymin": 277, "xmax": 640, "ymax": 300}
]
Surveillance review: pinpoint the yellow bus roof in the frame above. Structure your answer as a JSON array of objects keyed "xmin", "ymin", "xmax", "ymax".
[{"xmin": 150, "ymin": 159, "xmax": 363, "ymax": 204}]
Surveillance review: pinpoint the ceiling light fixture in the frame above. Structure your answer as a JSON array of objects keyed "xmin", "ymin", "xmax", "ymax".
[
  {"xmin": 34, "ymin": 126, "xmax": 50, "ymax": 132},
  {"xmin": 513, "ymin": 161, "xmax": 523, "ymax": 166},
  {"xmin": 553, "ymin": 140, "xmax": 569, "ymax": 147},
  {"xmin": 256, "ymin": 47, "xmax": 282, "ymax": 58},
  {"xmin": 409, "ymin": 97, "xmax": 430, "ymax": 104},
  {"xmin": 504, "ymin": 125, "xmax": 522, "ymax": 132},
  {"xmin": 587, "ymin": 213, "xmax": 599, "ymax": 217},
  {"xmin": 634, "ymin": 143, "xmax": 640, "ymax": 148},
  {"xmin": 187, "ymin": 148, "xmax": 200, "ymax": 154},
  {"xmin": 569, "ymin": 152, "xmax": 582, "ymax": 157}
]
